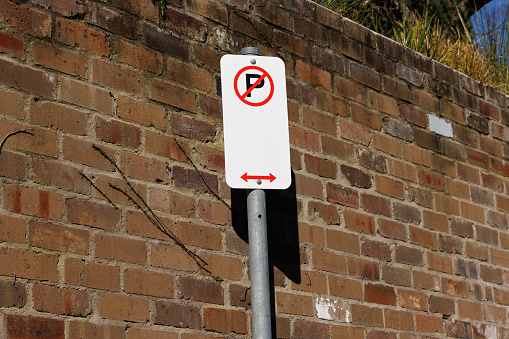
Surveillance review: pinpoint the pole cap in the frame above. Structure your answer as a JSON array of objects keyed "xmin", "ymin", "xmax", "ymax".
[{"xmin": 240, "ymin": 47, "xmax": 260, "ymax": 56}]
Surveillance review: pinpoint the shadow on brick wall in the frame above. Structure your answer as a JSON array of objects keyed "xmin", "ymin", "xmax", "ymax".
[{"xmin": 231, "ymin": 171, "xmax": 301, "ymax": 284}]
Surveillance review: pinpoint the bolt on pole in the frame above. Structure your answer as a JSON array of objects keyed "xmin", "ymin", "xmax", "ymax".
[{"xmin": 241, "ymin": 46, "xmax": 272, "ymax": 339}]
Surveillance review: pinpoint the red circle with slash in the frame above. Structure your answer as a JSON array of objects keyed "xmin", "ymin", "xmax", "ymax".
[{"xmin": 234, "ymin": 65, "xmax": 275, "ymax": 107}]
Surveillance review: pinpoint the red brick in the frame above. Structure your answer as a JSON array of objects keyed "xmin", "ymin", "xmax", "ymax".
[
  {"xmin": 428, "ymin": 251, "xmax": 453, "ymax": 274},
  {"xmin": 398, "ymin": 288, "xmax": 427, "ymax": 310},
  {"xmin": 0, "ymin": 58, "xmax": 55, "ymax": 97},
  {"xmin": 95, "ymin": 116, "xmax": 141, "ymax": 148},
  {"xmin": 384, "ymin": 309, "xmax": 414, "ymax": 331},
  {"xmin": 29, "ymin": 220, "xmax": 89, "ymax": 255},
  {"xmin": 326, "ymin": 228, "xmax": 359, "ymax": 253},
  {"xmin": 352, "ymin": 103, "xmax": 382, "ymax": 130},
  {"xmin": 92, "ymin": 59, "xmax": 142, "ymax": 94},
  {"xmin": 143, "ymin": 21, "xmax": 188, "ymax": 59},
  {"xmin": 55, "ymin": 17, "xmax": 110, "ymax": 56},
  {"xmin": 292, "ymin": 270, "xmax": 327, "ymax": 294},
  {"xmin": 94, "ymin": 233, "xmax": 146, "ymax": 264},
  {"xmin": 422, "ymin": 210, "xmax": 449, "ymax": 232},
  {"xmin": 305, "ymin": 154, "xmax": 336, "ymax": 179},
  {"xmin": 99, "ymin": 293, "xmax": 149, "ymax": 322},
  {"xmin": 340, "ymin": 120, "xmax": 371, "ymax": 145},
  {"xmin": 362, "ymin": 238, "xmax": 391, "ymax": 261},
  {"xmin": 30, "ymin": 101, "xmax": 86, "ymax": 135},
  {"xmin": 321, "ymin": 135, "xmax": 355, "ymax": 160},
  {"xmin": 331, "ymin": 325, "xmax": 364, "ymax": 339},
  {"xmin": 120, "ymin": 151, "xmax": 168, "ymax": 184},
  {"xmin": 70, "ymin": 321, "xmax": 125, "ymax": 339},
  {"xmin": 89, "ymin": 2, "xmax": 137, "ymax": 38},
  {"xmin": 326, "ymin": 183, "xmax": 358, "ymax": 207},
  {"xmin": 175, "ymin": 221, "xmax": 221, "ymax": 251},
  {"xmin": 457, "ymin": 163, "xmax": 480, "ymax": 184},
  {"xmin": 67, "ymin": 198, "xmax": 120, "ymax": 230},
  {"xmin": 172, "ymin": 166, "xmax": 218, "ymax": 194},
  {"xmin": 124, "ymin": 268, "xmax": 173, "ymax": 298},
  {"xmin": 33, "ymin": 158, "xmax": 89, "ymax": 193},
  {"xmin": 58, "ymin": 77, "xmax": 114, "ymax": 114},
  {"xmin": 5, "ymin": 314, "xmax": 64, "ymax": 339},
  {"xmin": 382, "ymin": 265, "xmax": 411, "ymax": 286},
  {"xmin": 466, "ymin": 147, "xmax": 489, "ymax": 169},
  {"xmin": 64, "ymin": 258, "xmax": 120, "ymax": 290},
  {"xmin": 368, "ymin": 90, "xmax": 398, "ymax": 115},
  {"xmin": 334, "ymin": 76, "xmax": 366, "ymax": 106},
  {"xmin": 0, "ymin": 213, "xmax": 25, "ymax": 243},
  {"xmin": 0, "ymin": 247, "xmax": 58, "ymax": 282},
  {"xmin": 409, "ymin": 225, "xmax": 438, "ymax": 249},
  {"xmin": 466, "ymin": 241, "xmax": 489, "ymax": 260},
  {"xmin": 116, "ymin": 39, "xmax": 163, "ymax": 74},
  {"xmin": 117, "ymin": 96, "xmax": 166, "ymax": 129},
  {"xmin": 395, "ymin": 245, "xmax": 423, "ymax": 266},
  {"xmin": 199, "ymin": 199, "xmax": 231, "ymax": 225},
  {"xmin": 33, "ymin": 284, "xmax": 90, "ymax": 316},
  {"xmin": 348, "ymin": 257, "xmax": 380, "ymax": 280},
  {"xmin": 0, "ymin": 30, "xmax": 23, "ymax": 58},
  {"xmin": 0, "ymin": 150, "xmax": 27, "ymax": 180},
  {"xmin": 2, "ymin": 1, "xmax": 51, "ymax": 37},
  {"xmin": 150, "ymin": 78, "xmax": 196, "ymax": 112},
  {"xmin": 171, "ymin": 112, "xmax": 215, "ymax": 142},
  {"xmin": 344, "ymin": 209, "xmax": 375, "ymax": 234},
  {"xmin": 413, "ymin": 128, "xmax": 440, "ymax": 152},
  {"xmin": 289, "ymin": 125, "xmax": 320, "ymax": 152},
  {"xmin": 298, "ymin": 222, "xmax": 325, "ymax": 246},
  {"xmin": 163, "ymin": 6, "xmax": 207, "ymax": 41},
  {"xmin": 399, "ymin": 103, "xmax": 427, "ymax": 127},
  {"xmin": 375, "ymin": 175, "xmax": 404, "ymax": 199},
  {"xmin": 316, "ymin": 89, "xmax": 349, "ymax": 116},
  {"xmin": 460, "ymin": 201, "xmax": 485, "ymax": 223},
  {"xmin": 294, "ymin": 319, "xmax": 329, "ymax": 338},
  {"xmin": 62, "ymin": 137, "xmax": 114, "ymax": 171},
  {"xmin": 312, "ymin": 249, "xmax": 347, "ymax": 274},
  {"xmin": 203, "ymin": 308, "xmax": 248, "ymax": 334},
  {"xmin": 155, "ymin": 301, "xmax": 201, "ymax": 329},
  {"xmin": 272, "ymin": 29, "xmax": 308, "ymax": 58},
  {"xmin": 434, "ymin": 193, "xmax": 460, "ymax": 216},
  {"xmin": 350, "ymin": 304, "xmax": 383, "ymax": 326},
  {"xmin": 378, "ymin": 218, "xmax": 407, "ymax": 241},
  {"xmin": 296, "ymin": 60, "xmax": 331, "ymax": 90},
  {"xmin": 351, "ymin": 63, "xmax": 380, "ymax": 90},
  {"xmin": 445, "ymin": 177, "xmax": 469, "ymax": 199},
  {"xmin": 373, "ymin": 132, "xmax": 402, "ymax": 157},
  {"xmin": 329, "ymin": 276, "xmax": 363, "ymax": 300},
  {"xmin": 5, "ymin": 185, "xmax": 63, "ymax": 220},
  {"xmin": 151, "ymin": 243, "xmax": 196, "ymax": 272},
  {"xmin": 276, "ymin": 292, "xmax": 313, "ymax": 316},
  {"xmin": 430, "ymin": 153, "xmax": 456, "ymax": 176},
  {"xmin": 144, "ymin": 131, "xmax": 189, "ymax": 163},
  {"xmin": 415, "ymin": 314, "xmax": 443, "ymax": 334},
  {"xmin": 32, "ymin": 40, "xmax": 86, "ymax": 76},
  {"xmin": 361, "ymin": 193, "xmax": 391, "ymax": 217},
  {"xmin": 199, "ymin": 252, "xmax": 242, "ymax": 280},
  {"xmin": 303, "ymin": 106, "xmax": 336, "ymax": 136},
  {"xmin": 440, "ymin": 100, "xmax": 465, "ymax": 124},
  {"xmin": 167, "ymin": 58, "xmax": 213, "ymax": 92},
  {"xmin": 429, "ymin": 295, "xmax": 455, "ymax": 315}
]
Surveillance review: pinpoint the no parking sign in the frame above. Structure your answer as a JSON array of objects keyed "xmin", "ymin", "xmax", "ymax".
[{"xmin": 221, "ymin": 54, "xmax": 291, "ymax": 189}]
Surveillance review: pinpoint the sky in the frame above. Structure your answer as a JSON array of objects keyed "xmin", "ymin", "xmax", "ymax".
[{"xmin": 470, "ymin": 0, "xmax": 508, "ymax": 57}]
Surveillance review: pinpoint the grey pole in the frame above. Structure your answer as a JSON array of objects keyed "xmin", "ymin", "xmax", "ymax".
[
  {"xmin": 247, "ymin": 189, "xmax": 271, "ymax": 339},
  {"xmin": 241, "ymin": 46, "xmax": 272, "ymax": 339}
]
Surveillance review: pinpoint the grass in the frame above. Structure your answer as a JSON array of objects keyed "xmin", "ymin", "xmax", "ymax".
[{"xmin": 315, "ymin": 0, "xmax": 509, "ymax": 95}]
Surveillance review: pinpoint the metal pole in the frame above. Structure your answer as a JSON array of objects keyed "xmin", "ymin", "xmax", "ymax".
[
  {"xmin": 247, "ymin": 189, "xmax": 271, "ymax": 339},
  {"xmin": 240, "ymin": 46, "xmax": 271, "ymax": 339}
]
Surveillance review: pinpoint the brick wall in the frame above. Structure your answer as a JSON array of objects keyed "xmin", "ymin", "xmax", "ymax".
[{"xmin": 0, "ymin": 0, "xmax": 508, "ymax": 337}]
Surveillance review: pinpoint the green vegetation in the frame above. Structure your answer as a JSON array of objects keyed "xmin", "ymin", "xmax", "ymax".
[{"xmin": 316, "ymin": 0, "xmax": 509, "ymax": 94}]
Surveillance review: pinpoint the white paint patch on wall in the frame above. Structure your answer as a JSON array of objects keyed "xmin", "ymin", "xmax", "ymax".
[
  {"xmin": 476, "ymin": 324, "xmax": 497, "ymax": 339},
  {"xmin": 428, "ymin": 114, "xmax": 453, "ymax": 138},
  {"xmin": 314, "ymin": 297, "xmax": 351, "ymax": 322}
]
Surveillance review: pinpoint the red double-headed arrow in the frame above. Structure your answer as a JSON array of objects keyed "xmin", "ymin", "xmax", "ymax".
[{"xmin": 241, "ymin": 173, "xmax": 276, "ymax": 183}]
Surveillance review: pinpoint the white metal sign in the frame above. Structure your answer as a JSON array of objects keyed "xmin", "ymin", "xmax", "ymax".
[{"xmin": 221, "ymin": 54, "xmax": 291, "ymax": 189}]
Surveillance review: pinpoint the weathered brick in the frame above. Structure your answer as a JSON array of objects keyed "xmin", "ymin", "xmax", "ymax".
[
  {"xmin": 0, "ymin": 247, "xmax": 58, "ymax": 281},
  {"xmin": 397, "ymin": 63, "xmax": 424, "ymax": 87},
  {"xmin": 294, "ymin": 319, "xmax": 329, "ymax": 338},
  {"xmin": 109, "ymin": 0, "xmax": 158, "ymax": 21},
  {"xmin": 143, "ymin": 22, "xmax": 188, "ymax": 59},
  {"xmin": 99, "ymin": 293, "xmax": 149, "ymax": 322},
  {"xmin": 344, "ymin": 209, "xmax": 375, "ymax": 234},
  {"xmin": 32, "ymin": 40, "xmax": 86, "ymax": 76},
  {"xmin": 70, "ymin": 321, "xmax": 125, "ymax": 339},
  {"xmin": 55, "ymin": 17, "xmax": 109, "ymax": 56},
  {"xmin": 361, "ymin": 238, "xmax": 391, "ymax": 261},
  {"xmin": 398, "ymin": 288, "xmax": 427, "ymax": 310},
  {"xmin": 150, "ymin": 78, "xmax": 196, "ymax": 112},
  {"xmin": 33, "ymin": 284, "xmax": 90, "ymax": 316},
  {"xmin": 351, "ymin": 63, "xmax": 380, "ymax": 90},
  {"xmin": 0, "ymin": 58, "xmax": 55, "ymax": 97},
  {"xmin": 352, "ymin": 103, "xmax": 382, "ymax": 130},
  {"xmin": 89, "ymin": 2, "xmax": 137, "ymax": 39},
  {"xmin": 326, "ymin": 183, "xmax": 358, "ymax": 207},
  {"xmin": 116, "ymin": 39, "xmax": 163, "ymax": 74},
  {"xmin": 340, "ymin": 120, "xmax": 371, "ymax": 145},
  {"xmin": 361, "ymin": 193, "xmax": 391, "ymax": 217},
  {"xmin": 30, "ymin": 101, "xmax": 86, "ymax": 135},
  {"xmin": 29, "ymin": 220, "xmax": 89, "ymax": 255},
  {"xmin": 410, "ymin": 225, "xmax": 438, "ymax": 249},
  {"xmin": 378, "ymin": 218, "xmax": 406, "ymax": 241},
  {"xmin": 5, "ymin": 314, "xmax": 64, "ymax": 338},
  {"xmin": 58, "ymin": 77, "xmax": 114, "ymax": 114},
  {"xmin": 5, "ymin": 185, "xmax": 63, "ymax": 220},
  {"xmin": 276, "ymin": 291, "xmax": 313, "ymax": 316},
  {"xmin": 94, "ymin": 233, "xmax": 146, "ymax": 264},
  {"xmin": 64, "ymin": 258, "xmax": 120, "ymax": 290},
  {"xmin": 155, "ymin": 301, "xmax": 201, "ymax": 329},
  {"xmin": 373, "ymin": 132, "xmax": 402, "ymax": 157},
  {"xmin": 203, "ymin": 308, "xmax": 248, "ymax": 334},
  {"xmin": 0, "ymin": 29, "xmax": 23, "ymax": 59},
  {"xmin": 326, "ymin": 229, "xmax": 359, "ymax": 254},
  {"xmin": 95, "ymin": 116, "xmax": 141, "ymax": 148},
  {"xmin": 92, "ymin": 59, "xmax": 142, "ymax": 95},
  {"xmin": 382, "ymin": 265, "xmax": 411, "ymax": 286},
  {"xmin": 0, "ymin": 278, "xmax": 26, "ymax": 308},
  {"xmin": 296, "ymin": 60, "xmax": 331, "ymax": 90},
  {"xmin": 316, "ymin": 89, "xmax": 348, "ymax": 116},
  {"xmin": 395, "ymin": 245, "xmax": 423, "ymax": 266},
  {"xmin": 303, "ymin": 106, "xmax": 336, "ymax": 136}
]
